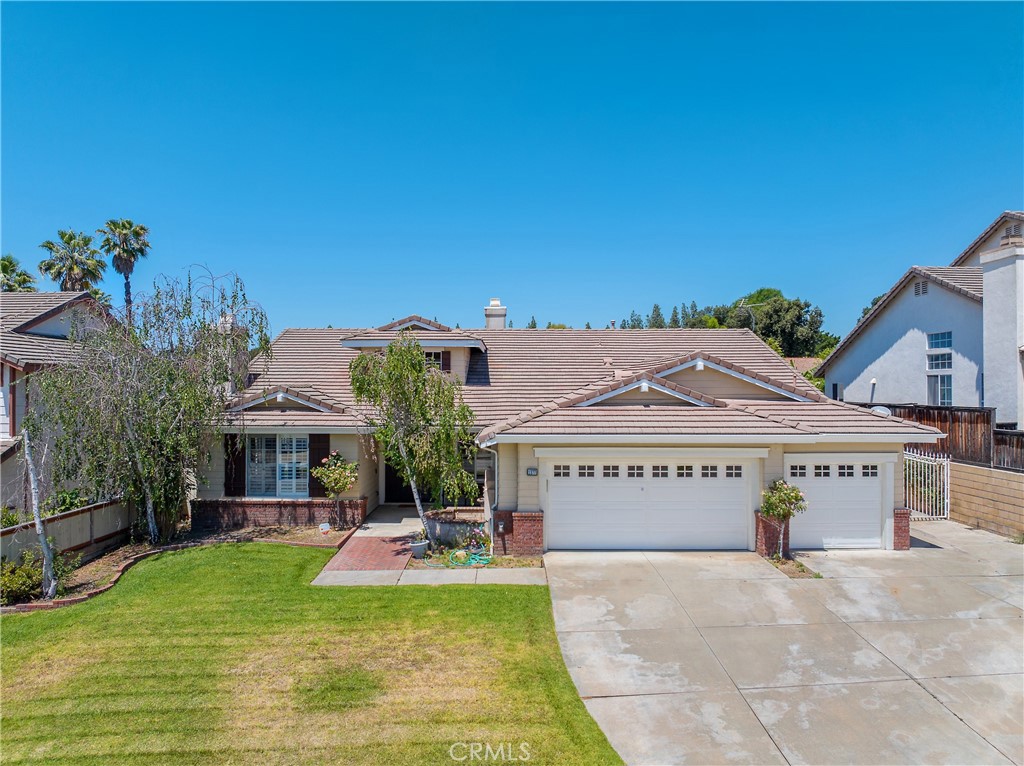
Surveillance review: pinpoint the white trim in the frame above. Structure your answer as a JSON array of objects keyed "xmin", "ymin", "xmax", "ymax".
[
  {"xmin": 979, "ymin": 245, "xmax": 1024, "ymax": 265},
  {"xmin": 342, "ymin": 338, "xmax": 485, "ymax": 350},
  {"xmin": 660, "ymin": 359, "xmax": 814, "ymax": 402},
  {"xmin": 480, "ymin": 433, "xmax": 938, "ymax": 446},
  {"xmin": 230, "ymin": 391, "xmax": 333, "ymax": 413},
  {"xmin": 534, "ymin": 447, "xmax": 770, "ymax": 459},
  {"xmin": 576, "ymin": 379, "xmax": 713, "ymax": 407},
  {"xmin": 784, "ymin": 452, "xmax": 899, "ymax": 465}
]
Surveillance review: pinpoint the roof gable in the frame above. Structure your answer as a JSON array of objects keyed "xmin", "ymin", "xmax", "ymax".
[
  {"xmin": 376, "ymin": 315, "xmax": 451, "ymax": 332},
  {"xmin": 580, "ymin": 377, "xmax": 713, "ymax": 407},
  {"xmin": 229, "ymin": 385, "xmax": 345, "ymax": 414},
  {"xmin": 645, "ymin": 351, "xmax": 820, "ymax": 402},
  {"xmin": 817, "ymin": 265, "xmax": 982, "ymax": 375},
  {"xmin": 951, "ymin": 211, "xmax": 1024, "ymax": 267}
]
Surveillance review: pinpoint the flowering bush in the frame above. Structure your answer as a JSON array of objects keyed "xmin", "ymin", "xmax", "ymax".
[
  {"xmin": 759, "ymin": 479, "xmax": 808, "ymax": 558},
  {"xmin": 455, "ymin": 525, "xmax": 491, "ymax": 551},
  {"xmin": 309, "ymin": 450, "xmax": 359, "ymax": 499}
]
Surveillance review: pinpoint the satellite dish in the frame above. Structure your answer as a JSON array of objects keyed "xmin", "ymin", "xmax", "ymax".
[{"xmin": 870, "ymin": 406, "xmax": 892, "ymax": 417}]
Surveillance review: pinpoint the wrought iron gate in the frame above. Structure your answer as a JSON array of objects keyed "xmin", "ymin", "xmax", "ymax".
[{"xmin": 904, "ymin": 449, "xmax": 950, "ymax": 520}]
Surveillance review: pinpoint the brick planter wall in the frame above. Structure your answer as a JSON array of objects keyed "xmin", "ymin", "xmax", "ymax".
[
  {"xmin": 756, "ymin": 513, "xmax": 790, "ymax": 558},
  {"xmin": 492, "ymin": 510, "xmax": 544, "ymax": 556},
  {"xmin": 191, "ymin": 498, "xmax": 368, "ymax": 531},
  {"xmin": 893, "ymin": 507, "xmax": 911, "ymax": 551}
]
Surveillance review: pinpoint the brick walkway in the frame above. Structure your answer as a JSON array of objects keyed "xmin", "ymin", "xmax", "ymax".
[{"xmin": 322, "ymin": 536, "xmax": 412, "ymax": 571}]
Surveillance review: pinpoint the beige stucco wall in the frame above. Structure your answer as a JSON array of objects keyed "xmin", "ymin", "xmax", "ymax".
[
  {"xmin": 496, "ymin": 443, "xmax": 518, "ymax": 510},
  {"xmin": 665, "ymin": 368, "xmax": 787, "ymax": 399},
  {"xmin": 196, "ymin": 444, "xmax": 226, "ymax": 499},
  {"xmin": 516, "ymin": 443, "xmax": 540, "ymax": 511}
]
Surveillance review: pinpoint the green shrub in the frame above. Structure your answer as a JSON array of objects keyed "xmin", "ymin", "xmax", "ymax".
[
  {"xmin": 1, "ymin": 551, "xmax": 44, "ymax": 605},
  {"xmin": 41, "ymin": 489, "xmax": 89, "ymax": 518},
  {"xmin": 0, "ymin": 544, "xmax": 81, "ymax": 605},
  {"xmin": 1, "ymin": 506, "xmax": 22, "ymax": 529}
]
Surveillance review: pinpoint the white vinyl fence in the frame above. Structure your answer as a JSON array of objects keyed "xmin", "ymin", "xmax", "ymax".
[{"xmin": 904, "ymin": 449, "xmax": 950, "ymax": 520}]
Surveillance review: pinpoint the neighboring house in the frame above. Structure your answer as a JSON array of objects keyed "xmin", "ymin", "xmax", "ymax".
[
  {"xmin": 0, "ymin": 291, "xmax": 100, "ymax": 509},
  {"xmin": 818, "ymin": 211, "xmax": 1024, "ymax": 429},
  {"xmin": 194, "ymin": 300, "xmax": 940, "ymax": 553}
]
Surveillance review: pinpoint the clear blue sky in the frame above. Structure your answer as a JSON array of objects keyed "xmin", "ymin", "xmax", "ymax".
[{"xmin": 3, "ymin": 2, "xmax": 1022, "ymax": 337}]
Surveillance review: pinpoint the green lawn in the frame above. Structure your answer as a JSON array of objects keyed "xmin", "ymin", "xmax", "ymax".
[{"xmin": 1, "ymin": 544, "xmax": 620, "ymax": 765}]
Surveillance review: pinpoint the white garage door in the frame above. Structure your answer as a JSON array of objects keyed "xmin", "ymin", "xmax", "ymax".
[
  {"xmin": 542, "ymin": 459, "xmax": 753, "ymax": 550},
  {"xmin": 785, "ymin": 458, "xmax": 884, "ymax": 549}
]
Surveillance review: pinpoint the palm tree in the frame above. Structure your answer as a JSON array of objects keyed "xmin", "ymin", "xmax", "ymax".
[
  {"xmin": 87, "ymin": 286, "xmax": 113, "ymax": 309},
  {"xmin": 1, "ymin": 254, "xmax": 38, "ymax": 292},
  {"xmin": 38, "ymin": 230, "xmax": 106, "ymax": 291},
  {"xmin": 97, "ymin": 219, "xmax": 150, "ymax": 322}
]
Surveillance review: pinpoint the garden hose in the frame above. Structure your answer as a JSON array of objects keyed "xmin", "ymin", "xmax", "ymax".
[{"xmin": 422, "ymin": 546, "xmax": 492, "ymax": 568}]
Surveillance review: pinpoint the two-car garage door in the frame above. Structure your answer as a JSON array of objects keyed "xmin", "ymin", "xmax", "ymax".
[
  {"xmin": 540, "ymin": 453, "xmax": 889, "ymax": 550},
  {"xmin": 542, "ymin": 458, "xmax": 756, "ymax": 550}
]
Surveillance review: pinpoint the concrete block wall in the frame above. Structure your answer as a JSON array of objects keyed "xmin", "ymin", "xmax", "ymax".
[{"xmin": 949, "ymin": 462, "xmax": 1024, "ymax": 537}]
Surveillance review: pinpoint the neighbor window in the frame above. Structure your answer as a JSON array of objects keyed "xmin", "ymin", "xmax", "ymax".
[
  {"xmin": 790, "ymin": 465, "xmax": 807, "ymax": 478},
  {"xmin": 553, "ymin": 464, "xmax": 570, "ymax": 478},
  {"xmin": 927, "ymin": 374, "xmax": 952, "ymax": 406},
  {"xmin": 831, "ymin": 383, "xmax": 845, "ymax": 401},
  {"xmin": 578, "ymin": 465, "xmax": 595, "ymax": 478},
  {"xmin": 814, "ymin": 465, "xmax": 830, "ymax": 478},
  {"xmin": 627, "ymin": 465, "xmax": 644, "ymax": 478},
  {"xmin": 862, "ymin": 465, "xmax": 879, "ymax": 478},
  {"xmin": 247, "ymin": 435, "xmax": 309, "ymax": 497},
  {"xmin": 725, "ymin": 465, "xmax": 743, "ymax": 478},
  {"xmin": 928, "ymin": 353, "xmax": 952, "ymax": 370},
  {"xmin": 652, "ymin": 465, "xmax": 668, "ymax": 478},
  {"xmin": 424, "ymin": 351, "xmax": 443, "ymax": 368},
  {"xmin": 677, "ymin": 465, "xmax": 694, "ymax": 478},
  {"xmin": 603, "ymin": 465, "xmax": 619, "ymax": 478},
  {"xmin": 927, "ymin": 331, "xmax": 952, "ymax": 349},
  {"xmin": 838, "ymin": 465, "xmax": 854, "ymax": 478},
  {"xmin": 701, "ymin": 465, "xmax": 718, "ymax": 478}
]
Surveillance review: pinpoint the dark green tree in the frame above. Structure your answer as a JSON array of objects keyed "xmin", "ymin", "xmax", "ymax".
[
  {"xmin": 668, "ymin": 306, "xmax": 681, "ymax": 328},
  {"xmin": 526, "ymin": 315, "xmax": 538, "ymax": 329},
  {"xmin": 647, "ymin": 304, "xmax": 666, "ymax": 329}
]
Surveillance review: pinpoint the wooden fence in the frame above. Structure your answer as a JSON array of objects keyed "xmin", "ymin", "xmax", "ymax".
[
  {"xmin": 851, "ymin": 403, "xmax": 1023, "ymax": 473},
  {"xmin": 0, "ymin": 500, "xmax": 134, "ymax": 563}
]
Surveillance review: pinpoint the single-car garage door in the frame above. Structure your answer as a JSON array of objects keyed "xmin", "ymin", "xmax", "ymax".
[
  {"xmin": 541, "ymin": 458, "xmax": 755, "ymax": 550},
  {"xmin": 785, "ymin": 456, "xmax": 886, "ymax": 549}
]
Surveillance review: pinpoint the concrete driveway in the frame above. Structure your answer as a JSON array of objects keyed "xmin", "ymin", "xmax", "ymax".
[{"xmin": 545, "ymin": 521, "xmax": 1023, "ymax": 765}]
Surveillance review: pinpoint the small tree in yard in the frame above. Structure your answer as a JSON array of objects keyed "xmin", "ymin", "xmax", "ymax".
[
  {"xmin": 349, "ymin": 331, "xmax": 478, "ymax": 544},
  {"xmin": 30, "ymin": 272, "xmax": 271, "ymax": 545},
  {"xmin": 759, "ymin": 479, "xmax": 807, "ymax": 558}
]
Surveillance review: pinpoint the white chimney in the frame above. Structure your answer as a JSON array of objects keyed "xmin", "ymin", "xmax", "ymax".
[{"xmin": 484, "ymin": 298, "xmax": 507, "ymax": 329}]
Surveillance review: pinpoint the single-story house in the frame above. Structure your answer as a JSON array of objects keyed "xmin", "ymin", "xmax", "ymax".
[
  {"xmin": 817, "ymin": 211, "xmax": 1024, "ymax": 429},
  {"xmin": 194, "ymin": 300, "xmax": 941, "ymax": 554},
  {"xmin": 0, "ymin": 291, "xmax": 103, "ymax": 509}
]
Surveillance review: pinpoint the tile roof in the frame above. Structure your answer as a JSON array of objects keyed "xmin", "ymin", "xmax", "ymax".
[
  {"xmin": 914, "ymin": 267, "xmax": 983, "ymax": 300},
  {"xmin": 238, "ymin": 327, "xmax": 939, "ymax": 441},
  {"xmin": 0, "ymin": 292, "xmax": 94, "ymax": 368}
]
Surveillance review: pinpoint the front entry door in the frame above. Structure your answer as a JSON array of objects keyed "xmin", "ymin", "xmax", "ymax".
[{"xmin": 384, "ymin": 461, "xmax": 416, "ymax": 504}]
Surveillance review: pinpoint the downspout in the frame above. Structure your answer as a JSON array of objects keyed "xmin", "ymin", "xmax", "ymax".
[{"xmin": 479, "ymin": 443, "xmax": 499, "ymax": 556}]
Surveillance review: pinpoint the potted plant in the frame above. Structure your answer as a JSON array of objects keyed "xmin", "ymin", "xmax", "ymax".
[
  {"xmin": 410, "ymin": 529, "xmax": 429, "ymax": 559},
  {"xmin": 309, "ymin": 450, "xmax": 359, "ymax": 523},
  {"xmin": 759, "ymin": 478, "xmax": 807, "ymax": 559}
]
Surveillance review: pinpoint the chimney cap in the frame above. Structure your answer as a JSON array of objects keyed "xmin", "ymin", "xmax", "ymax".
[{"xmin": 489, "ymin": 298, "xmax": 502, "ymax": 307}]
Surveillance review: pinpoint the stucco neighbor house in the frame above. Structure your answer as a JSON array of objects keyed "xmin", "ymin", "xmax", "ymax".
[
  {"xmin": 817, "ymin": 211, "xmax": 1024, "ymax": 429},
  {"xmin": 192, "ymin": 300, "xmax": 940, "ymax": 554},
  {"xmin": 0, "ymin": 291, "xmax": 103, "ymax": 509}
]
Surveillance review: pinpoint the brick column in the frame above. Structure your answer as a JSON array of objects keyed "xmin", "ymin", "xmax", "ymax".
[
  {"xmin": 893, "ymin": 508, "xmax": 911, "ymax": 551},
  {"xmin": 756, "ymin": 513, "xmax": 789, "ymax": 558},
  {"xmin": 491, "ymin": 510, "xmax": 544, "ymax": 556}
]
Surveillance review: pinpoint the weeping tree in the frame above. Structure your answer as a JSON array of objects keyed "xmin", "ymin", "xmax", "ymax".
[
  {"xmin": 349, "ymin": 331, "xmax": 478, "ymax": 544},
  {"xmin": 30, "ymin": 271, "xmax": 271, "ymax": 544}
]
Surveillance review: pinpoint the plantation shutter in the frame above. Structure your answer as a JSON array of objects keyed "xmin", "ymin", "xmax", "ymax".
[
  {"xmin": 224, "ymin": 434, "xmax": 246, "ymax": 497},
  {"xmin": 308, "ymin": 434, "xmax": 331, "ymax": 497},
  {"xmin": 441, "ymin": 351, "xmax": 451, "ymax": 372}
]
